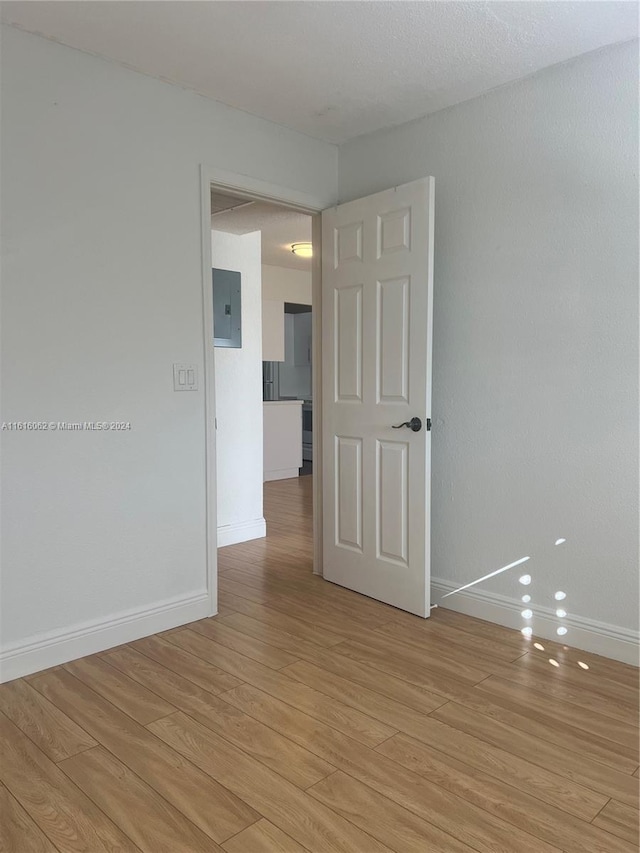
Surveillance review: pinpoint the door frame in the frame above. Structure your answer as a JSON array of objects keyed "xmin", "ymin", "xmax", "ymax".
[{"xmin": 200, "ymin": 164, "xmax": 331, "ymax": 615}]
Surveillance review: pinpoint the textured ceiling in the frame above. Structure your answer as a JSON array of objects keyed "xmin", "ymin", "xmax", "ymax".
[
  {"xmin": 211, "ymin": 193, "xmax": 312, "ymax": 270},
  {"xmin": 2, "ymin": 1, "xmax": 637, "ymax": 144}
]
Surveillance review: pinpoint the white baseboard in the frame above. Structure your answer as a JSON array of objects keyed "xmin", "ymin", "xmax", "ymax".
[
  {"xmin": 0, "ymin": 591, "xmax": 211, "ymax": 684},
  {"xmin": 217, "ymin": 517, "xmax": 266, "ymax": 548},
  {"xmin": 264, "ymin": 468, "xmax": 300, "ymax": 482},
  {"xmin": 431, "ymin": 577, "xmax": 639, "ymax": 667}
]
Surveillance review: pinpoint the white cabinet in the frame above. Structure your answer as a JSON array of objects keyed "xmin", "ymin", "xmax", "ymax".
[
  {"xmin": 293, "ymin": 311, "xmax": 312, "ymax": 366},
  {"xmin": 263, "ymin": 401, "xmax": 303, "ymax": 481},
  {"xmin": 262, "ymin": 299, "xmax": 285, "ymax": 361}
]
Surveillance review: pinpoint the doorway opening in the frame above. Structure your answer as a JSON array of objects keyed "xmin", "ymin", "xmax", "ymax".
[{"xmin": 208, "ymin": 185, "xmax": 317, "ymax": 594}]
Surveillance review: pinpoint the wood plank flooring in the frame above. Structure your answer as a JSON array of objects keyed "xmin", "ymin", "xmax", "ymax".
[{"xmin": 1, "ymin": 475, "xmax": 638, "ymax": 852}]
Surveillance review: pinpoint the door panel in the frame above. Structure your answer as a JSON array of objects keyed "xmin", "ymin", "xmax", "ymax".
[
  {"xmin": 335, "ymin": 436, "xmax": 363, "ymax": 553},
  {"xmin": 377, "ymin": 276, "xmax": 410, "ymax": 404},
  {"xmin": 334, "ymin": 285, "xmax": 363, "ymax": 402},
  {"xmin": 322, "ymin": 178, "xmax": 434, "ymax": 616},
  {"xmin": 377, "ymin": 207, "xmax": 411, "ymax": 256},
  {"xmin": 334, "ymin": 221, "xmax": 363, "ymax": 267},
  {"xmin": 377, "ymin": 439, "xmax": 409, "ymax": 566}
]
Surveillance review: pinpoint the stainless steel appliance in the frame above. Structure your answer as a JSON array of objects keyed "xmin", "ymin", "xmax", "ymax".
[
  {"xmin": 262, "ymin": 361, "xmax": 280, "ymax": 401},
  {"xmin": 302, "ymin": 401, "xmax": 312, "ymax": 461}
]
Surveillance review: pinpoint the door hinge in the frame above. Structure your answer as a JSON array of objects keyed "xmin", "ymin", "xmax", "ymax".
[{"xmin": 426, "ymin": 418, "xmax": 432, "ymax": 431}]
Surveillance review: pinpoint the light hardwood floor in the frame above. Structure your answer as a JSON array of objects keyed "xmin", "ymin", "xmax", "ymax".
[{"xmin": 1, "ymin": 475, "xmax": 638, "ymax": 852}]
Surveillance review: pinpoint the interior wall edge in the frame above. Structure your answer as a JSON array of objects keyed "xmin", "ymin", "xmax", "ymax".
[
  {"xmin": 217, "ymin": 517, "xmax": 267, "ymax": 548},
  {"xmin": 432, "ymin": 577, "xmax": 640, "ymax": 666},
  {"xmin": 0, "ymin": 591, "xmax": 210, "ymax": 684}
]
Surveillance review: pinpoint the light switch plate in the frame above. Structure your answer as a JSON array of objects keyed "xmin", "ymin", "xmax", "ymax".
[{"xmin": 173, "ymin": 363, "xmax": 198, "ymax": 391}]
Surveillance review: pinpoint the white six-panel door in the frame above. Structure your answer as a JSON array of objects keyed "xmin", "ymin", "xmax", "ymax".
[{"xmin": 321, "ymin": 178, "xmax": 434, "ymax": 616}]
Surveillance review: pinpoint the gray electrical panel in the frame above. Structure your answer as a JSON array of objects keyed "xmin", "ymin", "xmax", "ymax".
[{"xmin": 212, "ymin": 268, "xmax": 242, "ymax": 348}]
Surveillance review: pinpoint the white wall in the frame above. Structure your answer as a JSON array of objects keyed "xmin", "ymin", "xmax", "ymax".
[
  {"xmin": 339, "ymin": 41, "xmax": 639, "ymax": 648},
  {"xmin": 262, "ymin": 300, "xmax": 285, "ymax": 362},
  {"xmin": 0, "ymin": 25, "xmax": 337, "ymax": 680},
  {"xmin": 262, "ymin": 265, "xmax": 312, "ymax": 304},
  {"xmin": 212, "ymin": 231, "xmax": 265, "ymax": 546}
]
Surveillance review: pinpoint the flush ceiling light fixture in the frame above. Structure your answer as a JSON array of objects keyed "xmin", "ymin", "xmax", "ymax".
[{"xmin": 291, "ymin": 242, "xmax": 313, "ymax": 258}]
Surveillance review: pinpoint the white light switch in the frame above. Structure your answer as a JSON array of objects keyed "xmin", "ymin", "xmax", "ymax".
[{"xmin": 173, "ymin": 363, "xmax": 198, "ymax": 391}]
